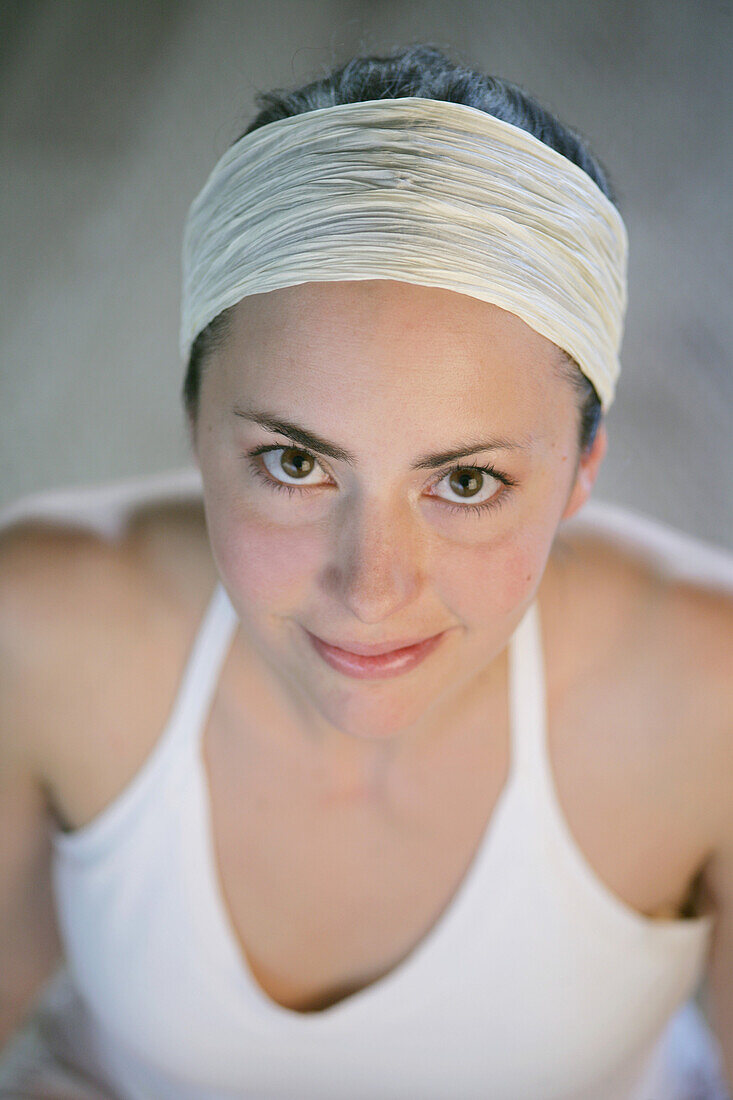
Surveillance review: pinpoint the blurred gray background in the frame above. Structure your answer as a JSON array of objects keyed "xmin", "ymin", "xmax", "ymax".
[{"xmin": 1, "ymin": 0, "xmax": 731, "ymax": 548}]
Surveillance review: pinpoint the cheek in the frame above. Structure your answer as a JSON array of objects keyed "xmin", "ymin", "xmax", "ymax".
[
  {"xmin": 436, "ymin": 527, "xmax": 550, "ymax": 623},
  {"xmin": 208, "ymin": 511, "xmax": 321, "ymax": 613}
]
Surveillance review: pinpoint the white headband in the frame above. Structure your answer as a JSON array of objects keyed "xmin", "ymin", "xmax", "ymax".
[{"xmin": 180, "ymin": 96, "xmax": 628, "ymax": 409}]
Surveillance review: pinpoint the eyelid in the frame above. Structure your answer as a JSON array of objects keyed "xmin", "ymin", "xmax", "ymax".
[
  {"xmin": 252, "ymin": 442, "xmax": 334, "ymax": 483},
  {"xmin": 249, "ymin": 441, "xmax": 514, "ymax": 484},
  {"xmin": 247, "ymin": 442, "xmax": 516, "ymax": 518},
  {"xmin": 435, "ymin": 461, "xmax": 514, "ymax": 488}
]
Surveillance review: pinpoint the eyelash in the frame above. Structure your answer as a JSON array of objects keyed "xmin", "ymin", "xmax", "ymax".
[{"xmin": 244, "ymin": 444, "xmax": 515, "ymax": 517}]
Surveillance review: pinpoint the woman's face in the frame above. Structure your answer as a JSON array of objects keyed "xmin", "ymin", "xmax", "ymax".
[{"xmin": 193, "ymin": 279, "xmax": 605, "ymax": 755}]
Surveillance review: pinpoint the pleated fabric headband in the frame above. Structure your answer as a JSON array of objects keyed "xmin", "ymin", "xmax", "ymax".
[{"xmin": 180, "ymin": 96, "xmax": 628, "ymax": 409}]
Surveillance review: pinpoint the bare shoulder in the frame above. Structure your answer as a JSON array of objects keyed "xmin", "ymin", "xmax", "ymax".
[
  {"xmin": 0, "ymin": 499, "xmax": 217, "ymax": 819},
  {"xmin": 0, "ymin": 524, "xmax": 127, "ymax": 849},
  {"xmin": 543, "ymin": 512, "xmax": 673, "ymax": 691},
  {"xmin": 547, "ymin": 507, "xmax": 733, "ymax": 832},
  {"xmin": 550, "ymin": 504, "xmax": 733, "ymax": 698},
  {"xmin": 0, "ymin": 517, "xmax": 144, "ymax": 640},
  {"xmin": 123, "ymin": 495, "xmax": 217, "ymax": 605},
  {"xmin": 0, "ymin": 496, "xmax": 214, "ymax": 639}
]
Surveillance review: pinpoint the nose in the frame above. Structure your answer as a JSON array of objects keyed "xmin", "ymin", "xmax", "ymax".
[{"xmin": 321, "ymin": 494, "xmax": 426, "ymax": 625}]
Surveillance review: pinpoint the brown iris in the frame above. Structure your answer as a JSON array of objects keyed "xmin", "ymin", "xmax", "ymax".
[
  {"xmin": 448, "ymin": 468, "xmax": 483, "ymax": 499},
  {"xmin": 279, "ymin": 447, "xmax": 316, "ymax": 479}
]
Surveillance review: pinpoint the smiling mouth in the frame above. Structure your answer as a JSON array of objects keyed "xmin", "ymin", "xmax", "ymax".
[
  {"xmin": 307, "ymin": 632, "xmax": 443, "ymax": 657},
  {"xmin": 303, "ymin": 628, "xmax": 448, "ymax": 680}
]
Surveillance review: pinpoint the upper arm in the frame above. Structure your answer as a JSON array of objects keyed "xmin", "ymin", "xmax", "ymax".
[
  {"xmin": 0, "ymin": 742, "xmax": 62, "ymax": 1047},
  {"xmin": 704, "ymin": 841, "xmax": 733, "ymax": 1086},
  {"xmin": 0, "ymin": 520, "xmax": 133, "ymax": 1047},
  {"xmin": 668, "ymin": 582, "xmax": 733, "ymax": 1082},
  {"xmin": 702, "ymin": 681, "xmax": 733, "ymax": 1084},
  {"xmin": 0, "ymin": 525, "xmax": 67, "ymax": 1044},
  {"xmin": 558, "ymin": 532, "xmax": 733, "ymax": 1077}
]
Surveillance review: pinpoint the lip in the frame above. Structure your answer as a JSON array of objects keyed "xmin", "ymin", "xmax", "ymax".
[
  {"xmin": 307, "ymin": 632, "xmax": 443, "ymax": 657},
  {"xmin": 304, "ymin": 628, "xmax": 447, "ymax": 680}
]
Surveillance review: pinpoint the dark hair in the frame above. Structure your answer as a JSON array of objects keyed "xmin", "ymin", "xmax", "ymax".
[{"xmin": 183, "ymin": 43, "xmax": 618, "ymax": 454}]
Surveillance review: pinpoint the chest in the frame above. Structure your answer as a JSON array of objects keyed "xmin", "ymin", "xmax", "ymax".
[
  {"xmin": 200, "ymin": 650, "xmax": 709, "ymax": 1014},
  {"xmin": 48, "ymin": 566, "xmax": 714, "ymax": 1017}
]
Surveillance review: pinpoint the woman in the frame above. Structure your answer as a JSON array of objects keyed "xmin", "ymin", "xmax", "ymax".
[{"xmin": 0, "ymin": 43, "xmax": 731, "ymax": 1100}]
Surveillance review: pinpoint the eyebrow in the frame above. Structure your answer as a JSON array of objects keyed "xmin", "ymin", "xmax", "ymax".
[{"xmin": 231, "ymin": 405, "xmax": 529, "ymax": 471}]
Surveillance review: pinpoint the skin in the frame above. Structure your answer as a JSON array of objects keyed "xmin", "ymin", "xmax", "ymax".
[
  {"xmin": 2, "ymin": 280, "xmax": 732, "ymax": 1080},
  {"xmin": 190, "ymin": 278, "xmax": 606, "ymax": 802}
]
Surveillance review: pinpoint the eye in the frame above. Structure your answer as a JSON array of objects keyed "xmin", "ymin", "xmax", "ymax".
[
  {"xmin": 429, "ymin": 464, "xmax": 509, "ymax": 516},
  {"xmin": 248, "ymin": 445, "xmax": 332, "ymax": 495},
  {"xmin": 245, "ymin": 445, "xmax": 514, "ymax": 517}
]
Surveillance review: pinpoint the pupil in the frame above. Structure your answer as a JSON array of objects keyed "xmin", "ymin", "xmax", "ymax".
[
  {"xmin": 452, "ymin": 469, "xmax": 480, "ymax": 497},
  {"xmin": 283, "ymin": 448, "xmax": 312, "ymax": 478}
]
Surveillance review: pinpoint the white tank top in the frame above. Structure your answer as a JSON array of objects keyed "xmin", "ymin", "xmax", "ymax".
[{"xmin": 2, "ymin": 470, "xmax": 731, "ymax": 1100}]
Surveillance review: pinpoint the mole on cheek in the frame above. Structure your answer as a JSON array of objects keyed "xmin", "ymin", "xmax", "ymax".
[{"xmin": 489, "ymin": 550, "xmax": 536, "ymax": 613}]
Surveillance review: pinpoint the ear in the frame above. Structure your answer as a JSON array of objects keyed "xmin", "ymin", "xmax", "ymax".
[{"xmin": 561, "ymin": 421, "xmax": 607, "ymax": 522}]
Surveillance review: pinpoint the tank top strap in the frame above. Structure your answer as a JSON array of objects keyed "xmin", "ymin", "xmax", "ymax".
[
  {"xmin": 51, "ymin": 582, "xmax": 238, "ymax": 857},
  {"xmin": 507, "ymin": 599, "xmax": 548, "ymax": 779},
  {"xmin": 174, "ymin": 581, "xmax": 239, "ymax": 752}
]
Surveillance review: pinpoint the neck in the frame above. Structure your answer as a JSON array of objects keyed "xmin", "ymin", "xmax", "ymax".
[{"xmin": 231, "ymin": 618, "xmax": 511, "ymax": 807}]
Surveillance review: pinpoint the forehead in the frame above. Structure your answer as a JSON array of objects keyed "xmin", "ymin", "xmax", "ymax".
[
  {"xmin": 216, "ymin": 280, "xmax": 567, "ymax": 430},
  {"xmin": 225, "ymin": 279, "xmax": 555, "ymax": 355}
]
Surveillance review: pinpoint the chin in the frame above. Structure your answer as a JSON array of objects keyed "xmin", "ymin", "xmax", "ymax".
[{"xmin": 311, "ymin": 695, "xmax": 437, "ymax": 743}]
